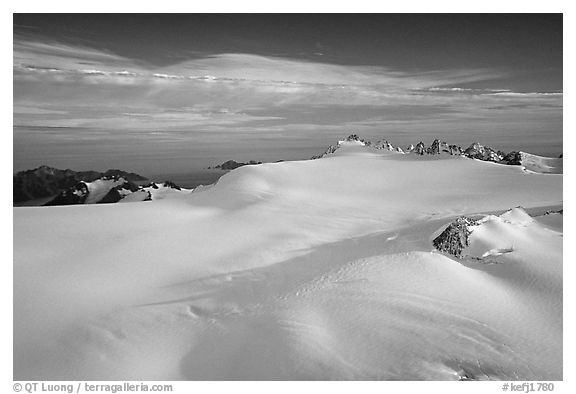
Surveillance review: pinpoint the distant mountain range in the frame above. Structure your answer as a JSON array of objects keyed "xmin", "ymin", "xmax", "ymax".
[
  {"xmin": 312, "ymin": 134, "xmax": 563, "ymax": 173},
  {"xmin": 209, "ymin": 160, "xmax": 263, "ymax": 170},
  {"xmin": 13, "ymin": 166, "xmax": 191, "ymax": 206},
  {"xmin": 15, "ymin": 136, "xmax": 561, "ymax": 206}
]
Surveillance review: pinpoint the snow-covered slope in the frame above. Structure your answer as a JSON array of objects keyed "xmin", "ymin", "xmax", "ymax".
[
  {"xmin": 84, "ymin": 178, "xmax": 128, "ymax": 204},
  {"xmin": 519, "ymin": 152, "xmax": 563, "ymax": 174},
  {"xmin": 13, "ymin": 142, "xmax": 562, "ymax": 380},
  {"xmin": 143, "ymin": 182, "xmax": 193, "ymax": 200}
]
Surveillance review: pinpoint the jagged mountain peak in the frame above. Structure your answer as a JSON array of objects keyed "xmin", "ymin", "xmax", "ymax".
[{"xmin": 311, "ymin": 135, "xmax": 562, "ymax": 173}]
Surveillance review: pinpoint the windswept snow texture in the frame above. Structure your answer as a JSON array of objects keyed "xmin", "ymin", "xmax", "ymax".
[{"xmin": 13, "ymin": 141, "xmax": 562, "ymax": 380}]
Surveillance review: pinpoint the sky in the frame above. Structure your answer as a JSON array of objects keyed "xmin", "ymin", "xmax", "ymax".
[{"xmin": 13, "ymin": 14, "xmax": 563, "ymax": 176}]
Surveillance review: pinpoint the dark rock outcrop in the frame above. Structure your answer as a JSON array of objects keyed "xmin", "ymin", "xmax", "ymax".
[
  {"xmin": 424, "ymin": 140, "xmax": 451, "ymax": 155},
  {"xmin": 45, "ymin": 177, "xmax": 142, "ymax": 206},
  {"xmin": 98, "ymin": 188, "xmax": 123, "ymax": 204},
  {"xmin": 426, "ymin": 139, "xmax": 441, "ymax": 155},
  {"xmin": 311, "ymin": 144, "xmax": 339, "ymax": 159},
  {"xmin": 374, "ymin": 139, "xmax": 394, "ymax": 151},
  {"xmin": 346, "ymin": 134, "xmax": 372, "ymax": 146},
  {"xmin": 310, "ymin": 135, "xmax": 557, "ymax": 173},
  {"xmin": 500, "ymin": 151, "xmax": 523, "ymax": 165},
  {"xmin": 448, "ymin": 145, "xmax": 463, "ymax": 155},
  {"xmin": 214, "ymin": 160, "xmax": 243, "ymax": 170},
  {"xmin": 463, "ymin": 143, "xmax": 504, "ymax": 162},
  {"xmin": 463, "ymin": 142, "xmax": 485, "ymax": 159},
  {"xmin": 101, "ymin": 169, "xmax": 148, "ymax": 182},
  {"xmin": 14, "ymin": 165, "xmax": 147, "ymax": 204},
  {"xmin": 163, "ymin": 181, "xmax": 182, "ymax": 190},
  {"xmin": 544, "ymin": 209, "xmax": 563, "ymax": 215},
  {"xmin": 414, "ymin": 141, "xmax": 426, "ymax": 155},
  {"xmin": 44, "ymin": 182, "xmax": 89, "ymax": 206},
  {"xmin": 213, "ymin": 160, "xmax": 263, "ymax": 170},
  {"xmin": 312, "ymin": 134, "xmax": 372, "ymax": 159},
  {"xmin": 439, "ymin": 141, "xmax": 450, "ymax": 153},
  {"xmin": 14, "ymin": 166, "xmax": 97, "ymax": 203},
  {"xmin": 432, "ymin": 217, "xmax": 480, "ymax": 258}
]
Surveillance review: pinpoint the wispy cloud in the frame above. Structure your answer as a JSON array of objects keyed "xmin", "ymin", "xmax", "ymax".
[
  {"xmin": 14, "ymin": 38, "xmax": 562, "ymax": 137},
  {"xmin": 485, "ymin": 91, "xmax": 563, "ymax": 97}
]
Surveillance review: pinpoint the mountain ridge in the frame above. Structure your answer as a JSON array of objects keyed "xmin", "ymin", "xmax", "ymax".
[{"xmin": 312, "ymin": 134, "xmax": 563, "ymax": 173}]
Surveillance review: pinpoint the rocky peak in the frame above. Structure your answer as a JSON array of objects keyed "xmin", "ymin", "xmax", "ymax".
[
  {"xmin": 44, "ymin": 182, "xmax": 89, "ymax": 206},
  {"xmin": 426, "ymin": 139, "xmax": 441, "ymax": 155},
  {"xmin": 311, "ymin": 144, "xmax": 339, "ymax": 159},
  {"xmin": 448, "ymin": 145, "xmax": 463, "ymax": 155},
  {"xmin": 163, "ymin": 180, "xmax": 182, "ymax": 190},
  {"xmin": 373, "ymin": 139, "xmax": 395, "ymax": 151},
  {"xmin": 463, "ymin": 142, "xmax": 504, "ymax": 162},
  {"xmin": 310, "ymin": 134, "xmax": 548, "ymax": 172},
  {"xmin": 500, "ymin": 151, "xmax": 523, "ymax": 165},
  {"xmin": 414, "ymin": 141, "xmax": 426, "ymax": 155},
  {"xmin": 439, "ymin": 141, "xmax": 450, "ymax": 153},
  {"xmin": 213, "ymin": 160, "xmax": 262, "ymax": 170},
  {"xmin": 433, "ymin": 217, "xmax": 480, "ymax": 258}
]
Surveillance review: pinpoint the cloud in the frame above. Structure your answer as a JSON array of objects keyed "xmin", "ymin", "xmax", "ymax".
[
  {"xmin": 485, "ymin": 92, "xmax": 563, "ymax": 98},
  {"xmin": 13, "ymin": 38, "xmax": 562, "ymax": 136}
]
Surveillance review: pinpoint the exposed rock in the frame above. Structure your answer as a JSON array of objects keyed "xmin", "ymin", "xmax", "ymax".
[
  {"xmin": 310, "ymin": 135, "xmax": 557, "ymax": 173},
  {"xmin": 427, "ymin": 139, "xmax": 441, "ymax": 155},
  {"xmin": 486, "ymin": 150, "xmax": 505, "ymax": 162},
  {"xmin": 448, "ymin": 145, "xmax": 463, "ymax": 155},
  {"xmin": 119, "ymin": 180, "xmax": 140, "ymax": 192},
  {"xmin": 311, "ymin": 144, "xmax": 339, "ymax": 159},
  {"xmin": 440, "ymin": 141, "xmax": 450, "ymax": 153},
  {"xmin": 500, "ymin": 151, "xmax": 523, "ymax": 165},
  {"xmin": 312, "ymin": 134, "xmax": 371, "ymax": 159},
  {"xmin": 414, "ymin": 141, "xmax": 426, "ymax": 155},
  {"xmin": 374, "ymin": 139, "xmax": 394, "ymax": 151},
  {"xmin": 424, "ymin": 140, "xmax": 451, "ymax": 155},
  {"xmin": 544, "ymin": 209, "xmax": 563, "ymax": 215},
  {"xmin": 463, "ymin": 143, "xmax": 504, "ymax": 162},
  {"xmin": 163, "ymin": 180, "xmax": 182, "ymax": 190},
  {"xmin": 432, "ymin": 217, "xmax": 480, "ymax": 258},
  {"xmin": 215, "ymin": 160, "xmax": 244, "ymax": 170},
  {"xmin": 101, "ymin": 169, "xmax": 148, "ymax": 182},
  {"xmin": 463, "ymin": 142, "xmax": 484, "ymax": 159},
  {"xmin": 14, "ymin": 165, "xmax": 147, "ymax": 204},
  {"xmin": 44, "ymin": 182, "xmax": 89, "ymax": 206},
  {"xmin": 45, "ymin": 177, "xmax": 142, "ymax": 206},
  {"xmin": 214, "ymin": 160, "xmax": 262, "ymax": 170},
  {"xmin": 98, "ymin": 188, "xmax": 123, "ymax": 204}
]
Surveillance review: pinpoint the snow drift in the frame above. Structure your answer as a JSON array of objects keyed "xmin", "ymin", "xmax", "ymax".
[{"xmin": 13, "ymin": 141, "xmax": 562, "ymax": 380}]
